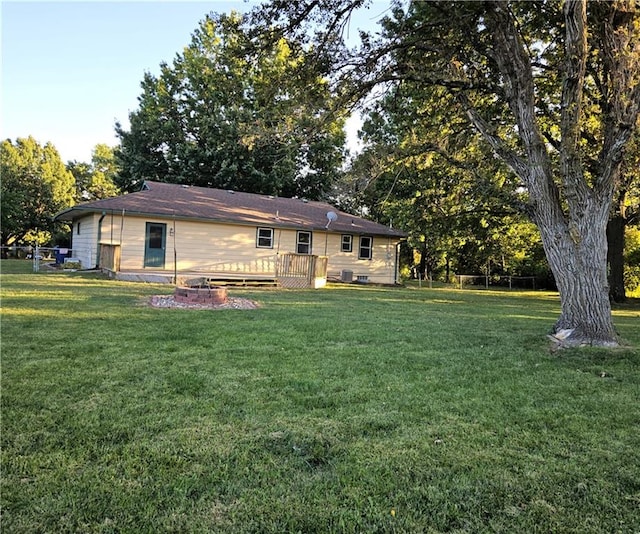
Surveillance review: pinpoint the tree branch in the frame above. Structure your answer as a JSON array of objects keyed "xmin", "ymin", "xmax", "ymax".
[
  {"xmin": 481, "ymin": 1, "xmax": 564, "ymax": 225},
  {"xmin": 455, "ymin": 93, "xmax": 529, "ymax": 180},
  {"xmin": 559, "ymin": 0, "xmax": 591, "ymax": 207},
  {"xmin": 594, "ymin": 0, "xmax": 640, "ymax": 196}
]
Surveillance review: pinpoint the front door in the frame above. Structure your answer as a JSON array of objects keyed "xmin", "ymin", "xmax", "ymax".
[{"xmin": 144, "ymin": 222, "xmax": 166, "ymax": 268}]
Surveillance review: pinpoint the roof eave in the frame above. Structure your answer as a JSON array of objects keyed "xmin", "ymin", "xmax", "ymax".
[{"xmin": 54, "ymin": 205, "xmax": 407, "ymax": 238}]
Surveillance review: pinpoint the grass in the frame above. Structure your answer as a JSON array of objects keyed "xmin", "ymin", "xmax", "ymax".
[{"xmin": 2, "ymin": 259, "xmax": 639, "ymax": 533}]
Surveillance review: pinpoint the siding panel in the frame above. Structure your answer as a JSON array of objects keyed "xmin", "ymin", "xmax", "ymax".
[
  {"xmin": 71, "ymin": 215, "xmax": 97, "ymax": 268},
  {"xmin": 95, "ymin": 215, "xmax": 400, "ymax": 284}
]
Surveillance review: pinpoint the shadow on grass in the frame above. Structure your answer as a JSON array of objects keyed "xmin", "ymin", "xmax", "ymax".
[{"xmin": 2, "ymin": 269, "xmax": 639, "ymax": 532}]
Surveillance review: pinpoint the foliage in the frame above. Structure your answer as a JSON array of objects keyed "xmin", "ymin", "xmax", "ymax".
[
  {"xmin": 115, "ymin": 11, "xmax": 346, "ymax": 199},
  {"xmin": 344, "ymin": 82, "xmax": 549, "ymax": 281},
  {"xmin": 626, "ymin": 266, "xmax": 640, "ymax": 295},
  {"xmin": 624, "ymin": 225, "xmax": 640, "ymax": 295},
  {"xmin": 257, "ymin": 0, "xmax": 640, "ymax": 346},
  {"xmin": 67, "ymin": 144, "xmax": 121, "ymax": 202},
  {"xmin": 1, "ymin": 268, "xmax": 639, "ymax": 532},
  {"xmin": 0, "ymin": 137, "xmax": 75, "ymax": 246},
  {"xmin": 620, "ymin": 126, "xmax": 640, "ymax": 225}
]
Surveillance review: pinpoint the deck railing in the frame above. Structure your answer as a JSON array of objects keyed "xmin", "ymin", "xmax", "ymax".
[{"xmin": 276, "ymin": 253, "xmax": 328, "ymax": 288}]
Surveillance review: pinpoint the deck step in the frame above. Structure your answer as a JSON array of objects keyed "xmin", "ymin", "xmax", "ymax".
[{"xmin": 204, "ymin": 277, "xmax": 279, "ymax": 288}]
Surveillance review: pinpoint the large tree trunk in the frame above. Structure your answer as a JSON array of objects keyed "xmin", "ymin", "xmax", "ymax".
[
  {"xmin": 473, "ymin": 0, "xmax": 635, "ymax": 347},
  {"xmin": 418, "ymin": 242, "xmax": 427, "ymax": 280},
  {"xmin": 607, "ymin": 215, "xmax": 627, "ymax": 303},
  {"xmin": 537, "ymin": 201, "xmax": 618, "ymax": 347}
]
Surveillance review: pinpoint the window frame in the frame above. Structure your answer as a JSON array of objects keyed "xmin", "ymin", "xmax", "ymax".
[
  {"xmin": 296, "ymin": 231, "xmax": 312, "ymax": 255},
  {"xmin": 256, "ymin": 227, "xmax": 274, "ymax": 249},
  {"xmin": 341, "ymin": 234, "xmax": 353, "ymax": 253},
  {"xmin": 358, "ymin": 235, "xmax": 373, "ymax": 260}
]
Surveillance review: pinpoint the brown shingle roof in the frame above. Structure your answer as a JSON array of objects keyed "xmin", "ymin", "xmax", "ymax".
[{"xmin": 56, "ymin": 181, "xmax": 407, "ymax": 238}]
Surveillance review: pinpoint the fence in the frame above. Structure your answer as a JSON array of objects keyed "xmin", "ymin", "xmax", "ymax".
[
  {"xmin": 455, "ymin": 274, "xmax": 539, "ymax": 290},
  {"xmin": 99, "ymin": 244, "xmax": 121, "ymax": 272},
  {"xmin": 1, "ymin": 246, "xmax": 75, "ymax": 272}
]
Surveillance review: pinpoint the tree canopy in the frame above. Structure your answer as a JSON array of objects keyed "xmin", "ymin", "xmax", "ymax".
[
  {"xmin": 257, "ymin": 0, "xmax": 640, "ymax": 346},
  {"xmin": 68, "ymin": 144, "xmax": 120, "ymax": 202},
  {"xmin": 343, "ymin": 79, "xmax": 546, "ymax": 283},
  {"xmin": 115, "ymin": 11, "xmax": 347, "ymax": 199},
  {"xmin": 1, "ymin": 137, "xmax": 75, "ymax": 247}
]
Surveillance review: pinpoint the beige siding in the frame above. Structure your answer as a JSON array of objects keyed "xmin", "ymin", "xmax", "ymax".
[
  {"xmin": 70, "ymin": 214, "xmax": 99, "ymax": 268},
  {"xmin": 172, "ymin": 219, "xmax": 279, "ymax": 275},
  {"xmin": 319, "ymin": 233, "xmax": 399, "ymax": 285},
  {"xmin": 99, "ymin": 216, "xmax": 280, "ymax": 273},
  {"xmin": 98, "ymin": 215, "xmax": 401, "ymax": 284}
]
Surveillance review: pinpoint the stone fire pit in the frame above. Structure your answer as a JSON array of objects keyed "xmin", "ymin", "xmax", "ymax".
[
  {"xmin": 173, "ymin": 284, "xmax": 228, "ymax": 305},
  {"xmin": 148, "ymin": 277, "xmax": 258, "ymax": 310}
]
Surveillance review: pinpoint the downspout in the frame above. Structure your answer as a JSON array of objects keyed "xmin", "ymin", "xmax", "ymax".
[
  {"xmin": 172, "ymin": 211, "xmax": 177, "ymax": 285},
  {"xmin": 118, "ymin": 209, "xmax": 125, "ymax": 272},
  {"xmin": 275, "ymin": 229, "xmax": 282, "ymax": 278},
  {"xmin": 395, "ymin": 241, "xmax": 401, "ymax": 285},
  {"xmin": 96, "ymin": 211, "xmax": 107, "ymax": 269}
]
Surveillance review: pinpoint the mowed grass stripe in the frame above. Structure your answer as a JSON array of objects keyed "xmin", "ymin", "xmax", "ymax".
[{"xmin": 1, "ymin": 261, "xmax": 639, "ymax": 533}]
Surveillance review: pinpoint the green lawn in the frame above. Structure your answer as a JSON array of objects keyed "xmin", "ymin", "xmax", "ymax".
[{"xmin": 2, "ymin": 260, "xmax": 639, "ymax": 533}]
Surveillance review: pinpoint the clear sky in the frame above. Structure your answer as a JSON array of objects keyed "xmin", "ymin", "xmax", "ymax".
[
  {"xmin": 1, "ymin": 1, "xmax": 257, "ymax": 163},
  {"xmin": 2, "ymin": 0, "xmax": 384, "ymax": 164}
]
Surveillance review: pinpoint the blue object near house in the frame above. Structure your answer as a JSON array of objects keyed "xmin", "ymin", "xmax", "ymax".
[{"xmin": 54, "ymin": 248, "xmax": 70, "ymax": 264}]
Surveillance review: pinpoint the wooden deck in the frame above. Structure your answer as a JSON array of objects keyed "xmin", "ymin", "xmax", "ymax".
[
  {"xmin": 110, "ymin": 253, "xmax": 327, "ymax": 289},
  {"xmin": 112, "ymin": 270, "xmax": 279, "ymax": 287}
]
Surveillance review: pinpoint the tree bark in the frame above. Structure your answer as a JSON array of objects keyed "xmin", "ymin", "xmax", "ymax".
[
  {"xmin": 536, "ymin": 198, "xmax": 618, "ymax": 346},
  {"xmin": 477, "ymin": 0, "xmax": 624, "ymax": 346},
  {"xmin": 607, "ymin": 215, "xmax": 627, "ymax": 303},
  {"xmin": 418, "ymin": 242, "xmax": 427, "ymax": 280}
]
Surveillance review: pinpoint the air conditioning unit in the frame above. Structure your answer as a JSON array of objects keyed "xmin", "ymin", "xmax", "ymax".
[{"xmin": 341, "ymin": 270, "xmax": 353, "ymax": 282}]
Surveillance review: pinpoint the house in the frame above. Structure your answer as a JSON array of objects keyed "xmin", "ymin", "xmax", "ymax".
[{"xmin": 54, "ymin": 181, "xmax": 407, "ymax": 287}]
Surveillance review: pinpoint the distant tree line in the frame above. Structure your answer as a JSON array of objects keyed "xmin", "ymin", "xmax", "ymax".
[
  {"xmin": 2, "ymin": 1, "xmax": 638, "ymax": 332},
  {"xmin": 1, "ymin": 138, "xmax": 120, "ymax": 250}
]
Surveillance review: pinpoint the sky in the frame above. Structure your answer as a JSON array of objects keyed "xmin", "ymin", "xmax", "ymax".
[{"xmin": 1, "ymin": 1, "xmax": 384, "ymax": 164}]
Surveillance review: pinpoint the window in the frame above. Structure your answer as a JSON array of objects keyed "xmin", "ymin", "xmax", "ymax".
[
  {"xmin": 341, "ymin": 234, "xmax": 353, "ymax": 252},
  {"xmin": 256, "ymin": 227, "xmax": 274, "ymax": 248},
  {"xmin": 148, "ymin": 224, "xmax": 164, "ymax": 249},
  {"xmin": 297, "ymin": 231, "xmax": 312, "ymax": 254},
  {"xmin": 359, "ymin": 236, "xmax": 373, "ymax": 260}
]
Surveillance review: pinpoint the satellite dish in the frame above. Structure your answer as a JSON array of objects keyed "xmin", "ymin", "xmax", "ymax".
[{"xmin": 325, "ymin": 211, "xmax": 338, "ymax": 228}]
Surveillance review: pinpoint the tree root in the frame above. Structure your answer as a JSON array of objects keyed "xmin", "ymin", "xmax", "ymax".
[{"xmin": 547, "ymin": 328, "xmax": 619, "ymax": 352}]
